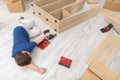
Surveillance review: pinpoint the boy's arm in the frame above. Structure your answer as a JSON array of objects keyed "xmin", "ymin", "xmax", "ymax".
[
  {"xmin": 34, "ymin": 33, "xmax": 50, "ymax": 45},
  {"xmin": 27, "ymin": 63, "xmax": 46, "ymax": 74}
]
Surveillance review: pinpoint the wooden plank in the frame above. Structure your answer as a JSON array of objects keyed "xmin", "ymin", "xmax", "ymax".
[
  {"xmin": 60, "ymin": 6, "xmax": 100, "ymax": 33},
  {"xmin": 33, "ymin": 9, "xmax": 60, "ymax": 32},
  {"xmin": 86, "ymin": 0, "xmax": 99, "ymax": 4},
  {"xmin": 50, "ymin": 9, "xmax": 71, "ymax": 20},
  {"xmin": 98, "ymin": 34, "xmax": 120, "ymax": 65},
  {"xmin": 101, "ymin": 9, "xmax": 120, "ymax": 26},
  {"xmin": 100, "ymin": 9, "xmax": 120, "ymax": 34},
  {"xmin": 80, "ymin": 69, "xmax": 101, "ymax": 80},
  {"xmin": 87, "ymin": 33, "xmax": 115, "ymax": 64},
  {"xmin": 31, "ymin": 0, "xmax": 57, "ymax": 7},
  {"xmin": 62, "ymin": 9, "xmax": 72, "ymax": 19},
  {"xmin": 41, "ymin": 0, "xmax": 75, "ymax": 13},
  {"xmin": 6, "ymin": 0, "xmax": 24, "ymax": 13},
  {"xmin": 71, "ymin": 0, "xmax": 85, "ymax": 13},
  {"xmin": 50, "ymin": 9, "xmax": 62, "ymax": 20},
  {"xmin": 103, "ymin": 0, "xmax": 120, "ymax": 11},
  {"xmin": 93, "ymin": 34, "xmax": 116, "ymax": 62},
  {"xmin": 104, "ymin": 37, "xmax": 120, "ymax": 65},
  {"xmin": 7, "ymin": 0, "xmax": 20, "ymax": 3},
  {"xmin": 117, "ymin": 75, "xmax": 120, "ymax": 80},
  {"xmin": 33, "ymin": 7, "xmax": 60, "ymax": 25},
  {"xmin": 105, "ymin": 18, "xmax": 120, "ymax": 34},
  {"xmin": 89, "ymin": 60, "xmax": 118, "ymax": 80}
]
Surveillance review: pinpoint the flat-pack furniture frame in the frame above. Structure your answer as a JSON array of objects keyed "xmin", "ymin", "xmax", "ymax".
[
  {"xmin": 31, "ymin": 0, "xmax": 120, "ymax": 33},
  {"xmin": 31, "ymin": 0, "xmax": 100, "ymax": 33}
]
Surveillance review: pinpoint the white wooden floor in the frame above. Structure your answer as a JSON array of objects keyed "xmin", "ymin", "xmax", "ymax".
[{"xmin": 0, "ymin": 0, "xmax": 120, "ymax": 80}]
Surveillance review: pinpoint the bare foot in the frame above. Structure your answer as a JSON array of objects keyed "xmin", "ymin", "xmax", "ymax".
[{"xmin": 37, "ymin": 68, "xmax": 46, "ymax": 74}]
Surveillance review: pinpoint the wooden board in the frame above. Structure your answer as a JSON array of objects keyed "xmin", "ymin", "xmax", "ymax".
[
  {"xmin": 32, "ymin": 0, "xmax": 57, "ymax": 7},
  {"xmin": 103, "ymin": 0, "xmax": 120, "ymax": 11},
  {"xmin": 89, "ymin": 60, "xmax": 118, "ymax": 80},
  {"xmin": 98, "ymin": 34, "xmax": 120, "ymax": 65},
  {"xmin": 6, "ymin": 0, "xmax": 24, "ymax": 13},
  {"xmin": 41, "ymin": 0, "xmax": 75, "ymax": 13},
  {"xmin": 62, "ymin": 9, "xmax": 72, "ymax": 19},
  {"xmin": 100, "ymin": 9, "xmax": 120, "ymax": 34},
  {"xmin": 60, "ymin": 6, "xmax": 100, "ymax": 32},
  {"xmin": 80, "ymin": 69, "xmax": 101, "ymax": 80},
  {"xmin": 71, "ymin": 0, "xmax": 85, "ymax": 13},
  {"xmin": 80, "ymin": 60, "xmax": 120, "ymax": 80},
  {"xmin": 50, "ymin": 9, "xmax": 63, "ymax": 20},
  {"xmin": 87, "ymin": 33, "xmax": 120, "ymax": 65},
  {"xmin": 33, "ymin": 8, "xmax": 60, "ymax": 32},
  {"xmin": 117, "ymin": 75, "xmax": 120, "ymax": 80},
  {"xmin": 86, "ymin": 0, "xmax": 99, "ymax": 4},
  {"xmin": 7, "ymin": 0, "xmax": 21, "ymax": 3}
]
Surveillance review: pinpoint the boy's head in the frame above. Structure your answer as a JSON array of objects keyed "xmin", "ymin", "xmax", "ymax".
[{"xmin": 15, "ymin": 52, "xmax": 32, "ymax": 66}]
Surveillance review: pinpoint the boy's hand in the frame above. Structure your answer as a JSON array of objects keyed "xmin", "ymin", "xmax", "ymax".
[
  {"xmin": 45, "ymin": 32, "xmax": 50, "ymax": 37},
  {"xmin": 38, "ymin": 68, "xmax": 46, "ymax": 74}
]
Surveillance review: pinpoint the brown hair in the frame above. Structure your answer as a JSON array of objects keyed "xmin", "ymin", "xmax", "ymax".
[{"xmin": 15, "ymin": 52, "xmax": 32, "ymax": 66}]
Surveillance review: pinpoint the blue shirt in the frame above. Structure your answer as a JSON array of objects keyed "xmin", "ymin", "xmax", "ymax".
[{"xmin": 12, "ymin": 26, "xmax": 37, "ymax": 58}]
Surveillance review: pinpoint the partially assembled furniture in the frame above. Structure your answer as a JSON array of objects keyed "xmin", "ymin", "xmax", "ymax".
[
  {"xmin": 31, "ymin": 0, "xmax": 120, "ymax": 33},
  {"xmin": 31, "ymin": 0, "xmax": 100, "ymax": 33}
]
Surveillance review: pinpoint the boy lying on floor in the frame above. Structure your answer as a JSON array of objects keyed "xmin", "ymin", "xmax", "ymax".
[{"xmin": 12, "ymin": 26, "xmax": 50, "ymax": 74}]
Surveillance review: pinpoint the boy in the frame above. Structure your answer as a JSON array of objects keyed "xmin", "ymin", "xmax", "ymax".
[{"xmin": 12, "ymin": 26, "xmax": 50, "ymax": 74}]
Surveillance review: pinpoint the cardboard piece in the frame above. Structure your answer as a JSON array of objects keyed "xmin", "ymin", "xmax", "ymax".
[
  {"xmin": 104, "ymin": 0, "xmax": 120, "ymax": 12},
  {"xmin": 6, "ymin": 0, "xmax": 25, "ymax": 13},
  {"xmin": 37, "ymin": 39, "xmax": 50, "ymax": 50}
]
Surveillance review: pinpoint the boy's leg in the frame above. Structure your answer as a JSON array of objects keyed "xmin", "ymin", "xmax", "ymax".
[{"xmin": 28, "ymin": 26, "xmax": 41, "ymax": 38}]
